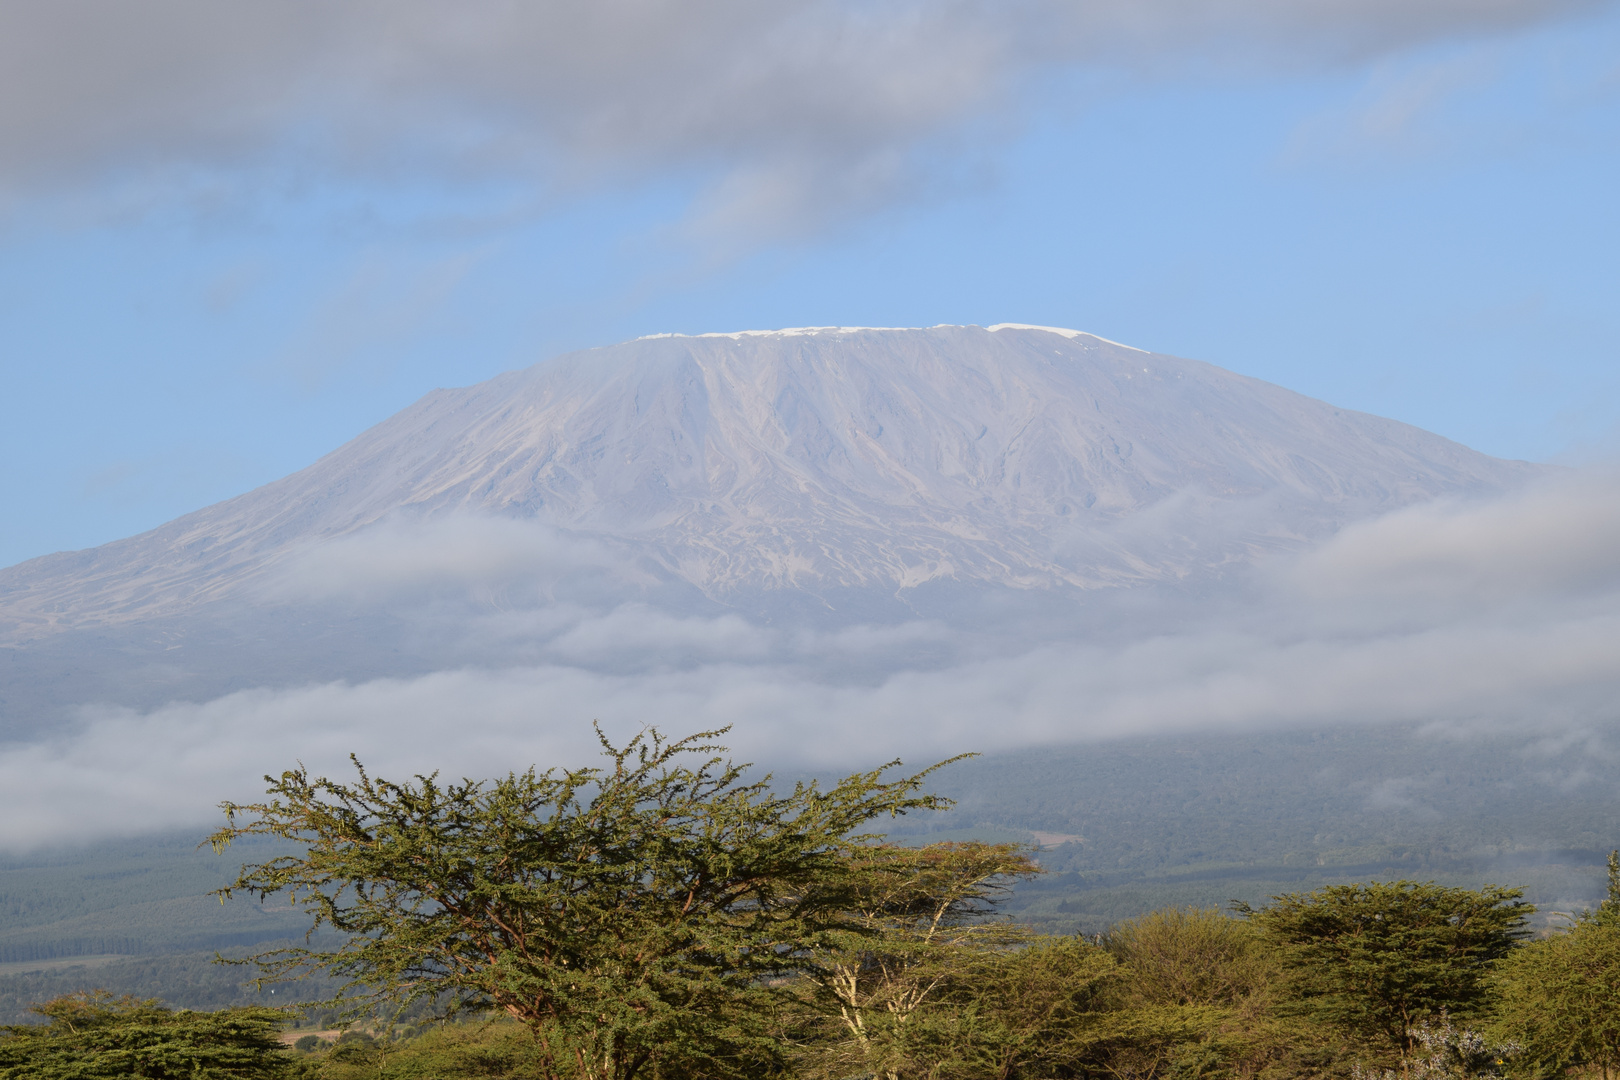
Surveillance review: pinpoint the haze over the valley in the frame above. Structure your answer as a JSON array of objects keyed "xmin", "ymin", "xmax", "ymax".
[{"xmin": 3, "ymin": 325, "xmax": 1618, "ymax": 849}]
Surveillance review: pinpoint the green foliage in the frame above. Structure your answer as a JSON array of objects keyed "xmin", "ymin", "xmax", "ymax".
[
  {"xmin": 801, "ymin": 843, "xmax": 1039, "ymax": 1042},
  {"xmin": 1490, "ymin": 918, "xmax": 1620, "ymax": 1078},
  {"xmin": 1238, "ymin": 880, "xmax": 1533, "ymax": 1061},
  {"xmin": 900, "ymin": 936, "xmax": 1183, "ymax": 1080},
  {"xmin": 0, "ymin": 833, "xmax": 307, "ymax": 966},
  {"xmin": 309, "ymin": 1018, "xmax": 556, "ymax": 1079},
  {"xmin": 922, "ymin": 727, "xmax": 1620, "ymax": 937},
  {"xmin": 16, "ymin": 723, "xmax": 1618, "ymax": 1080},
  {"xmin": 1354, "ymin": 1013, "xmax": 1520, "ymax": 1080},
  {"xmin": 797, "ymin": 934, "xmax": 1203, "ymax": 1080},
  {"xmin": 798, "ymin": 893, "xmax": 1264, "ymax": 1080},
  {"xmin": 1104, "ymin": 907, "xmax": 1336, "ymax": 1080},
  {"xmin": 794, "ymin": 841, "xmax": 1047, "ymax": 1078},
  {"xmin": 0, "ymin": 990, "xmax": 290, "ymax": 1079},
  {"xmin": 210, "ymin": 726, "xmax": 960, "ymax": 1080},
  {"xmin": 1106, "ymin": 907, "xmax": 1276, "ymax": 1008},
  {"xmin": 11, "ymin": 725, "xmax": 1618, "ymax": 971},
  {"xmin": 1594, "ymin": 849, "xmax": 1620, "ymax": 927}
]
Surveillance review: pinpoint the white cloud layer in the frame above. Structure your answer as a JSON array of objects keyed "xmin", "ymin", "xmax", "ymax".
[
  {"xmin": 272, "ymin": 516, "xmax": 629, "ymax": 601},
  {"xmin": 0, "ymin": 0, "xmax": 1605, "ymax": 234},
  {"xmin": 3, "ymin": 468, "xmax": 1619, "ymax": 850},
  {"xmin": 1291, "ymin": 469, "xmax": 1620, "ymax": 603}
]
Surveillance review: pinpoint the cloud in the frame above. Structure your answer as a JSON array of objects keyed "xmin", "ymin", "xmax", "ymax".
[
  {"xmin": 1062, "ymin": 0, "xmax": 1602, "ymax": 63},
  {"xmin": 3, "ymin": 601, "xmax": 1617, "ymax": 849},
  {"xmin": 0, "ymin": 0, "xmax": 1606, "ymax": 236},
  {"xmin": 543, "ymin": 605, "xmax": 772, "ymax": 665},
  {"xmin": 1285, "ymin": 49, "xmax": 1501, "ymax": 162},
  {"xmin": 5, "ymin": 467, "xmax": 1620, "ymax": 849},
  {"xmin": 1288, "ymin": 468, "xmax": 1620, "ymax": 605},
  {"xmin": 5, "ymin": 584, "xmax": 1619, "ymax": 849},
  {"xmin": 271, "ymin": 516, "xmax": 631, "ymax": 602},
  {"xmin": 1361, "ymin": 776, "xmax": 1439, "ymax": 816}
]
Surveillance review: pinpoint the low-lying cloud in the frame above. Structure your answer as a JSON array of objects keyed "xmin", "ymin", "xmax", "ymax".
[
  {"xmin": 0, "ymin": 0, "xmax": 1606, "ymax": 235},
  {"xmin": 5, "ymin": 468, "xmax": 1620, "ymax": 849},
  {"xmin": 272, "ymin": 516, "xmax": 632, "ymax": 602},
  {"xmin": 1290, "ymin": 468, "xmax": 1620, "ymax": 604}
]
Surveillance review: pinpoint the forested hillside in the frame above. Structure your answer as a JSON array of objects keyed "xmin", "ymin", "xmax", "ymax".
[
  {"xmin": 917, "ymin": 723, "xmax": 1619, "ymax": 934},
  {"xmin": 0, "ymin": 834, "xmax": 305, "ymax": 965},
  {"xmin": 1, "ymin": 720, "xmax": 1615, "ymax": 1026}
]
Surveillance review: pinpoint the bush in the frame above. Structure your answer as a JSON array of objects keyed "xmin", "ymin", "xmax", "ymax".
[
  {"xmin": 1107, "ymin": 908, "xmax": 1332, "ymax": 1080},
  {"xmin": 305, "ymin": 1019, "xmax": 577, "ymax": 1080},
  {"xmin": 1106, "ymin": 907, "xmax": 1275, "ymax": 1007},
  {"xmin": 1238, "ymin": 880, "xmax": 1532, "ymax": 1062},
  {"xmin": 1490, "ymin": 919, "xmax": 1620, "ymax": 1078},
  {"xmin": 0, "ymin": 991, "xmax": 292, "ymax": 1079}
]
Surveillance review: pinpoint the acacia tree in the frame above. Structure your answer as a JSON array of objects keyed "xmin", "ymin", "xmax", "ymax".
[
  {"xmin": 210, "ymin": 726, "xmax": 961, "ymax": 1080},
  {"xmin": 1237, "ymin": 880, "xmax": 1532, "ymax": 1062},
  {"xmin": 1490, "ymin": 851, "xmax": 1620, "ymax": 1079},
  {"xmin": 800, "ymin": 841, "xmax": 1041, "ymax": 1078},
  {"xmin": 1104, "ymin": 908, "xmax": 1323, "ymax": 1080},
  {"xmin": 1490, "ymin": 923, "xmax": 1620, "ymax": 1080},
  {"xmin": 877, "ymin": 936, "xmax": 1146, "ymax": 1080},
  {"xmin": 1106, "ymin": 908, "xmax": 1278, "ymax": 1010},
  {"xmin": 0, "ymin": 992, "xmax": 288, "ymax": 1080},
  {"xmin": 1596, "ymin": 849, "xmax": 1620, "ymax": 926}
]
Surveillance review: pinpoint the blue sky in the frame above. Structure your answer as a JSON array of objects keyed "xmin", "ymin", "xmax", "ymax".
[{"xmin": 2, "ymin": 0, "xmax": 1618, "ymax": 569}]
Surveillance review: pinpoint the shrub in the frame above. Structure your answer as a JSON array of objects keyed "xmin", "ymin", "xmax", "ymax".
[{"xmin": 0, "ymin": 991, "xmax": 291, "ymax": 1080}]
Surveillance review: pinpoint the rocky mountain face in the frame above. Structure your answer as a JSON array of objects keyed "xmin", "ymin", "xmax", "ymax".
[
  {"xmin": 0, "ymin": 323, "xmax": 1552, "ymax": 740},
  {"xmin": 0, "ymin": 324, "xmax": 1542, "ymax": 644}
]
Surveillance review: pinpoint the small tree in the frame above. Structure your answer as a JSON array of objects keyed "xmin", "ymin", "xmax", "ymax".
[
  {"xmin": 893, "ymin": 936, "xmax": 1152, "ymax": 1080},
  {"xmin": 799, "ymin": 841, "xmax": 1042, "ymax": 1078},
  {"xmin": 1593, "ymin": 849, "xmax": 1620, "ymax": 926},
  {"xmin": 210, "ymin": 726, "xmax": 961, "ymax": 1080},
  {"xmin": 1106, "ymin": 907, "xmax": 1277, "ymax": 1009},
  {"xmin": 1490, "ymin": 853, "xmax": 1620, "ymax": 1080},
  {"xmin": 0, "ymin": 992, "xmax": 289, "ymax": 1079},
  {"xmin": 1237, "ymin": 880, "xmax": 1531, "ymax": 1061},
  {"xmin": 1490, "ymin": 922, "xmax": 1620, "ymax": 1080},
  {"xmin": 1106, "ymin": 907, "xmax": 1328, "ymax": 1080}
]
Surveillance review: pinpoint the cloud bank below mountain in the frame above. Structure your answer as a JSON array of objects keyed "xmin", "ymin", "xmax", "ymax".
[{"xmin": 4, "ymin": 466, "xmax": 1617, "ymax": 850}]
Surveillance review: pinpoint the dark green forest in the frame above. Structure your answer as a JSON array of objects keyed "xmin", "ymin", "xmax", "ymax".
[
  {"xmin": 917, "ymin": 725, "xmax": 1620, "ymax": 936},
  {"xmin": 0, "ymin": 834, "xmax": 307, "ymax": 966}
]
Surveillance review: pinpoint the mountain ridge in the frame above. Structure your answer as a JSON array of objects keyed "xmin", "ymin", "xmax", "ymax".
[{"xmin": 0, "ymin": 324, "xmax": 1545, "ymax": 644}]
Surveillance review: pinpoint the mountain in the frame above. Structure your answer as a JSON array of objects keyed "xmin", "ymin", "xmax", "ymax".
[
  {"xmin": 0, "ymin": 323, "xmax": 1552, "ymax": 740},
  {"xmin": 0, "ymin": 324, "xmax": 1541, "ymax": 640}
]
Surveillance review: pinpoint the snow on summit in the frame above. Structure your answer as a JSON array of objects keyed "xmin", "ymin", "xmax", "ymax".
[{"xmin": 638, "ymin": 323, "xmax": 1145, "ymax": 350}]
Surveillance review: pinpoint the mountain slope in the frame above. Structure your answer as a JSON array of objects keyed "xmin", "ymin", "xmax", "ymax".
[{"xmin": 0, "ymin": 324, "xmax": 1542, "ymax": 642}]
